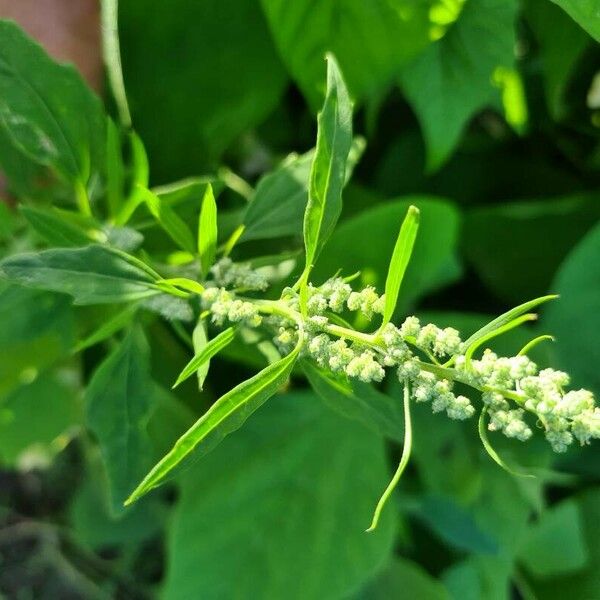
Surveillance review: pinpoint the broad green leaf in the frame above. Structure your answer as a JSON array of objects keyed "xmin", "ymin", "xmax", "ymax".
[
  {"xmin": 120, "ymin": 0, "xmax": 287, "ymax": 179},
  {"xmin": 0, "ymin": 20, "xmax": 106, "ymax": 195},
  {"xmin": 0, "ymin": 372, "xmax": 81, "ymax": 465},
  {"xmin": 20, "ymin": 206, "xmax": 94, "ymax": 247},
  {"xmin": 101, "ymin": 0, "xmax": 132, "ymax": 127},
  {"xmin": 303, "ymin": 54, "xmax": 353, "ymax": 272},
  {"xmin": 550, "ymin": 0, "xmax": 600, "ymax": 41},
  {"xmin": 313, "ymin": 198, "xmax": 461, "ymax": 315},
  {"xmin": 381, "ymin": 205, "xmax": 420, "ymax": 328},
  {"xmin": 242, "ymin": 138, "xmax": 365, "ymax": 243},
  {"xmin": 261, "ymin": 0, "xmax": 431, "ymax": 109},
  {"xmin": 0, "ymin": 245, "xmax": 162, "ymax": 304},
  {"xmin": 518, "ymin": 499, "xmax": 588, "ymax": 577},
  {"xmin": 163, "ymin": 391, "xmax": 396, "ymax": 600},
  {"xmin": 0, "ymin": 285, "xmax": 74, "ymax": 397},
  {"xmin": 413, "ymin": 495, "xmax": 498, "ymax": 555},
  {"xmin": 73, "ymin": 303, "xmax": 139, "ymax": 353},
  {"xmin": 173, "ymin": 327, "xmax": 235, "ymax": 389},
  {"xmin": 399, "ymin": 0, "xmax": 517, "ymax": 170},
  {"xmin": 360, "ymin": 558, "xmax": 449, "ymax": 600},
  {"xmin": 462, "ymin": 295, "xmax": 557, "ymax": 351},
  {"xmin": 125, "ymin": 342, "xmax": 302, "ymax": 505},
  {"xmin": 463, "ymin": 194, "xmax": 600, "ymax": 303},
  {"xmin": 525, "ymin": 0, "xmax": 591, "ymax": 119},
  {"xmin": 303, "ymin": 360, "xmax": 403, "ymax": 442},
  {"xmin": 198, "ymin": 183, "xmax": 217, "ymax": 276},
  {"xmin": 545, "ymin": 221, "xmax": 600, "ymax": 394},
  {"xmin": 138, "ymin": 185, "xmax": 196, "ymax": 254},
  {"xmin": 86, "ymin": 327, "xmax": 156, "ymax": 514}
]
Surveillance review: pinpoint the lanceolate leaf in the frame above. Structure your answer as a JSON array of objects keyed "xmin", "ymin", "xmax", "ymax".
[
  {"xmin": 192, "ymin": 319, "xmax": 210, "ymax": 390},
  {"xmin": 0, "ymin": 20, "xmax": 106, "ymax": 189},
  {"xmin": 86, "ymin": 327, "xmax": 156, "ymax": 514},
  {"xmin": 302, "ymin": 54, "xmax": 353, "ymax": 272},
  {"xmin": 381, "ymin": 205, "xmax": 420, "ymax": 328},
  {"xmin": 198, "ymin": 183, "xmax": 218, "ymax": 276},
  {"xmin": 173, "ymin": 327, "xmax": 235, "ymax": 388},
  {"xmin": 74, "ymin": 304, "xmax": 139, "ymax": 353},
  {"xmin": 0, "ymin": 245, "xmax": 162, "ymax": 304},
  {"xmin": 462, "ymin": 295, "xmax": 557, "ymax": 350},
  {"xmin": 125, "ymin": 342, "xmax": 302, "ymax": 505}
]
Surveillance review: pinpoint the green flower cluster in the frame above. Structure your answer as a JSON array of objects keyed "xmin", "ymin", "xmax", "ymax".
[{"xmin": 200, "ymin": 266, "xmax": 599, "ymax": 454}]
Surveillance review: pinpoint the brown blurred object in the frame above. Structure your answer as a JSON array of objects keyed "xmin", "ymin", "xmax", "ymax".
[
  {"xmin": 0, "ymin": 0, "xmax": 102, "ymax": 201},
  {"xmin": 0, "ymin": 0, "xmax": 102, "ymax": 89}
]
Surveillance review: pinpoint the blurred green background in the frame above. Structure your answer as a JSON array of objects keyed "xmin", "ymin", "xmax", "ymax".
[{"xmin": 1, "ymin": 0, "xmax": 600, "ymax": 598}]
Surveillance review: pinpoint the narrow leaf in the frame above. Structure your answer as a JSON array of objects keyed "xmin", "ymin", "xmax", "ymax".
[
  {"xmin": 138, "ymin": 185, "xmax": 196, "ymax": 254},
  {"xmin": 381, "ymin": 205, "xmax": 420, "ymax": 328},
  {"xmin": 518, "ymin": 334, "xmax": 554, "ymax": 356},
  {"xmin": 198, "ymin": 183, "xmax": 218, "ymax": 276},
  {"xmin": 367, "ymin": 380, "xmax": 413, "ymax": 532},
  {"xmin": 192, "ymin": 319, "xmax": 210, "ymax": 390},
  {"xmin": 462, "ymin": 294, "xmax": 558, "ymax": 349},
  {"xmin": 173, "ymin": 327, "xmax": 235, "ymax": 388},
  {"xmin": 105, "ymin": 118, "xmax": 124, "ymax": 217},
  {"xmin": 158, "ymin": 278, "xmax": 205, "ymax": 296},
  {"xmin": 0, "ymin": 244, "xmax": 161, "ymax": 304},
  {"xmin": 478, "ymin": 409, "xmax": 534, "ymax": 478},
  {"xmin": 302, "ymin": 54, "xmax": 353, "ymax": 274},
  {"xmin": 73, "ymin": 304, "xmax": 139, "ymax": 353},
  {"xmin": 125, "ymin": 343, "xmax": 301, "ymax": 505}
]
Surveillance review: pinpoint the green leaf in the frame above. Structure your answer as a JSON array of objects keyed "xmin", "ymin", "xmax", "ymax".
[
  {"xmin": 550, "ymin": 0, "xmax": 600, "ymax": 41},
  {"xmin": 191, "ymin": 320, "xmax": 210, "ymax": 390},
  {"xmin": 163, "ymin": 391, "xmax": 396, "ymax": 600},
  {"xmin": 138, "ymin": 185, "xmax": 196, "ymax": 254},
  {"xmin": 302, "ymin": 54, "xmax": 353, "ymax": 273},
  {"xmin": 242, "ymin": 138, "xmax": 364, "ymax": 243},
  {"xmin": 0, "ymin": 20, "xmax": 106, "ymax": 193},
  {"xmin": 545, "ymin": 221, "xmax": 600, "ymax": 394},
  {"xmin": 381, "ymin": 205, "xmax": 420, "ymax": 329},
  {"xmin": 261, "ymin": 0, "xmax": 431, "ymax": 109},
  {"xmin": 462, "ymin": 295, "xmax": 557, "ymax": 352},
  {"xmin": 86, "ymin": 327, "xmax": 156, "ymax": 514},
  {"xmin": 73, "ymin": 303, "xmax": 139, "ymax": 353},
  {"xmin": 173, "ymin": 327, "xmax": 235, "ymax": 389},
  {"xmin": 198, "ymin": 183, "xmax": 218, "ymax": 276},
  {"xmin": 125, "ymin": 342, "xmax": 302, "ymax": 505},
  {"xmin": 313, "ymin": 198, "xmax": 461, "ymax": 315},
  {"xmin": 0, "ymin": 244, "xmax": 162, "ymax": 304},
  {"xmin": 119, "ymin": 0, "xmax": 287, "ymax": 180},
  {"xmin": 20, "ymin": 206, "xmax": 94, "ymax": 247},
  {"xmin": 0, "ymin": 372, "xmax": 81, "ymax": 465},
  {"xmin": 399, "ymin": 0, "xmax": 517, "ymax": 170},
  {"xmin": 303, "ymin": 360, "xmax": 403, "ymax": 442},
  {"xmin": 463, "ymin": 194, "xmax": 600, "ymax": 303},
  {"xmin": 518, "ymin": 499, "xmax": 588, "ymax": 578},
  {"xmin": 360, "ymin": 558, "xmax": 449, "ymax": 600},
  {"xmin": 105, "ymin": 118, "xmax": 125, "ymax": 217},
  {"xmin": 0, "ymin": 285, "xmax": 74, "ymax": 398},
  {"xmin": 101, "ymin": 0, "xmax": 132, "ymax": 127}
]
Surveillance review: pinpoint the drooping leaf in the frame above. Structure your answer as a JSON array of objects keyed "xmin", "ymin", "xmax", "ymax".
[
  {"xmin": 0, "ymin": 244, "xmax": 162, "ymax": 304},
  {"xmin": 242, "ymin": 138, "xmax": 364, "ymax": 243},
  {"xmin": 86, "ymin": 327, "xmax": 156, "ymax": 514},
  {"xmin": 399, "ymin": 0, "xmax": 517, "ymax": 170},
  {"xmin": 163, "ymin": 391, "xmax": 396, "ymax": 600},
  {"xmin": 198, "ymin": 183, "xmax": 218, "ymax": 276},
  {"xmin": 0, "ymin": 20, "xmax": 106, "ymax": 196},
  {"xmin": 173, "ymin": 327, "xmax": 235, "ymax": 389},
  {"xmin": 550, "ymin": 0, "xmax": 600, "ymax": 41},
  {"xmin": 303, "ymin": 360, "xmax": 403, "ymax": 441},
  {"xmin": 125, "ymin": 342, "xmax": 302, "ymax": 505},
  {"xmin": 302, "ymin": 54, "xmax": 353, "ymax": 273},
  {"xmin": 381, "ymin": 205, "xmax": 420, "ymax": 329}
]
